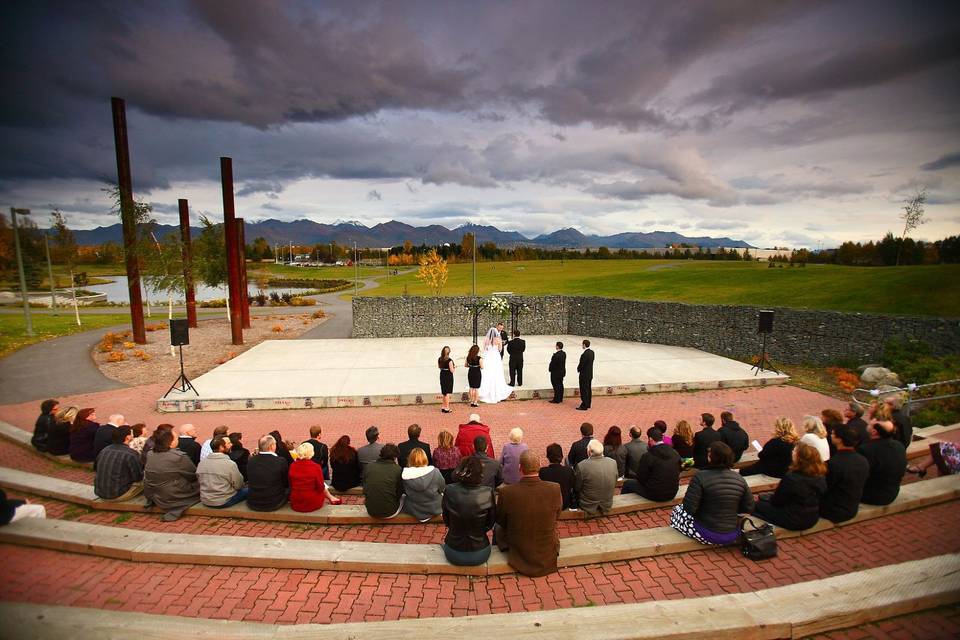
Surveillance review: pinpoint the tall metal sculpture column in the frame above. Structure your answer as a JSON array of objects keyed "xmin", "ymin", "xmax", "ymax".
[
  {"xmin": 178, "ymin": 199, "xmax": 197, "ymax": 328},
  {"xmin": 110, "ymin": 97, "xmax": 146, "ymax": 344},
  {"xmin": 237, "ymin": 217, "xmax": 250, "ymax": 329},
  {"xmin": 220, "ymin": 157, "xmax": 243, "ymax": 345}
]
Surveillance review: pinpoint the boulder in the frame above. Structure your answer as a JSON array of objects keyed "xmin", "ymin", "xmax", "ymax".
[{"xmin": 860, "ymin": 367, "xmax": 902, "ymax": 388}]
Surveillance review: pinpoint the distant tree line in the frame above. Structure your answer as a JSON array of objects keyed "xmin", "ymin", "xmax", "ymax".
[{"xmin": 791, "ymin": 233, "xmax": 959, "ymax": 266}]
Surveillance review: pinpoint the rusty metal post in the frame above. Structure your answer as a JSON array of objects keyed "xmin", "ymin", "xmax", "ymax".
[
  {"xmin": 237, "ymin": 217, "xmax": 250, "ymax": 328},
  {"xmin": 220, "ymin": 157, "xmax": 243, "ymax": 345},
  {"xmin": 178, "ymin": 199, "xmax": 197, "ymax": 328},
  {"xmin": 111, "ymin": 97, "xmax": 146, "ymax": 344}
]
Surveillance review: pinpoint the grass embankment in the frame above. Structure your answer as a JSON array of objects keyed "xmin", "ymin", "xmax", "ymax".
[
  {"xmin": 0, "ymin": 313, "xmax": 135, "ymax": 358},
  {"xmin": 360, "ymin": 260, "xmax": 960, "ymax": 317}
]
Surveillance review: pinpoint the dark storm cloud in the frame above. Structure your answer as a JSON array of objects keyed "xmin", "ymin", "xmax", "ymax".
[{"xmin": 922, "ymin": 151, "xmax": 960, "ymax": 171}]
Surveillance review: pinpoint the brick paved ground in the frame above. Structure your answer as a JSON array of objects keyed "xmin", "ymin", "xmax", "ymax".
[
  {"xmin": 807, "ymin": 604, "xmax": 960, "ymax": 640},
  {"xmin": 0, "ymin": 502, "xmax": 958, "ymax": 624}
]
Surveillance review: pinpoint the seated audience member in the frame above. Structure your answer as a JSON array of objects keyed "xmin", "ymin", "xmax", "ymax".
[
  {"xmin": 363, "ymin": 444, "xmax": 404, "ymax": 519},
  {"xmin": 495, "ymin": 451, "xmax": 563, "ymax": 577},
  {"xmin": 304, "ymin": 426, "xmax": 330, "ymax": 479},
  {"xmin": 656, "ymin": 420, "xmax": 672, "ymax": 446},
  {"xmin": 819, "ymin": 425, "xmax": 870, "ymax": 523},
  {"xmin": 567, "ymin": 422, "xmax": 594, "ymax": 468},
  {"xmin": 228, "ymin": 432, "xmax": 250, "ymax": 480},
  {"xmin": 499, "ymin": 428, "xmax": 529, "ymax": 485},
  {"xmin": 94, "ymin": 426, "xmax": 144, "ymax": 502},
  {"xmin": 246, "ymin": 434, "xmax": 290, "ymax": 512},
  {"xmin": 289, "ymin": 442, "xmax": 341, "ymax": 512},
  {"xmin": 0, "ymin": 488, "xmax": 46, "ymax": 525},
  {"xmin": 718, "ymin": 411, "xmax": 749, "ymax": 462},
  {"xmin": 843, "ymin": 402, "xmax": 869, "ymax": 447},
  {"xmin": 31, "ymin": 399, "xmax": 59, "ymax": 452},
  {"xmin": 47, "ymin": 406, "xmax": 76, "ymax": 456},
  {"xmin": 800, "ymin": 415, "xmax": 830, "ymax": 462},
  {"xmin": 909, "ymin": 441, "xmax": 960, "ymax": 478},
  {"xmin": 539, "ymin": 443, "xmax": 576, "ymax": 510},
  {"xmin": 398, "ymin": 423, "xmax": 433, "ymax": 468},
  {"xmin": 883, "ymin": 394, "xmax": 913, "ymax": 449},
  {"xmin": 574, "ymin": 439, "xmax": 618, "ymax": 516},
  {"xmin": 128, "ymin": 423, "xmax": 148, "ymax": 456},
  {"xmin": 141, "ymin": 423, "xmax": 174, "ymax": 465},
  {"xmin": 471, "ymin": 436, "xmax": 503, "ymax": 489},
  {"xmin": 602, "ymin": 425, "xmax": 627, "ymax": 478},
  {"xmin": 858, "ymin": 419, "xmax": 907, "ymax": 506},
  {"xmin": 692, "ymin": 413, "xmax": 721, "ymax": 469},
  {"xmin": 754, "ymin": 443, "xmax": 827, "ymax": 530},
  {"xmin": 144, "ymin": 429, "xmax": 200, "ymax": 521},
  {"xmin": 671, "ymin": 420, "xmax": 695, "ymax": 468},
  {"xmin": 455, "ymin": 414, "xmax": 494, "ymax": 458},
  {"xmin": 741, "ymin": 417, "xmax": 799, "ymax": 478},
  {"xmin": 441, "ymin": 457, "xmax": 496, "ymax": 566},
  {"xmin": 622, "ymin": 425, "xmax": 649, "ymax": 479},
  {"xmin": 69, "ymin": 408, "xmax": 100, "ymax": 463},
  {"xmin": 269, "ymin": 430, "xmax": 295, "ymax": 465},
  {"xmin": 177, "ymin": 424, "xmax": 202, "ymax": 466},
  {"xmin": 200, "ymin": 425, "xmax": 229, "ymax": 462},
  {"xmin": 402, "ymin": 448, "xmax": 445, "ymax": 521},
  {"xmin": 93, "ymin": 414, "xmax": 125, "ymax": 461},
  {"xmin": 670, "ymin": 442, "xmax": 755, "ymax": 545},
  {"xmin": 357, "ymin": 426, "xmax": 384, "ymax": 475},
  {"xmin": 621, "ymin": 426, "xmax": 681, "ymax": 502},
  {"xmin": 821, "ymin": 407, "xmax": 845, "ymax": 458},
  {"xmin": 197, "ymin": 436, "xmax": 247, "ymax": 508},
  {"xmin": 433, "ymin": 430, "xmax": 462, "ymax": 483},
  {"xmin": 330, "ymin": 435, "xmax": 362, "ymax": 492}
]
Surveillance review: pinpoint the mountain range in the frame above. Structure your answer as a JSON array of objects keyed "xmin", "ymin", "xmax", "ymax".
[{"xmin": 62, "ymin": 219, "xmax": 754, "ymax": 249}]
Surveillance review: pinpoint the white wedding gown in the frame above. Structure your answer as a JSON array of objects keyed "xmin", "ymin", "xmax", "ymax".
[{"xmin": 478, "ymin": 343, "xmax": 512, "ymax": 404}]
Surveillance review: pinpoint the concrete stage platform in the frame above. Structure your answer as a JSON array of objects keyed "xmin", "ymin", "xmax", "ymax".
[{"xmin": 157, "ymin": 336, "xmax": 788, "ymax": 412}]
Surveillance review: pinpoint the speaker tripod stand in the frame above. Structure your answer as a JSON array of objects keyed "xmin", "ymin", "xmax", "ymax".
[
  {"xmin": 750, "ymin": 332, "xmax": 780, "ymax": 375},
  {"xmin": 163, "ymin": 344, "xmax": 198, "ymax": 397}
]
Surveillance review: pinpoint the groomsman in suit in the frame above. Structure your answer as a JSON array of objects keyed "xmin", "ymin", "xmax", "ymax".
[
  {"xmin": 576, "ymin": 340, "xmax": 595, "ymax": 411},
  {"xmin": 507, "ymin": 329, "xmax": 526, "ymax": 386},
  {"xmin": 548, "ymin": 341, "xmax": 566, "ymax": 403},
  {"xmin": 497, "ymin": 322, "xmax": 508, "ymax": 358}
]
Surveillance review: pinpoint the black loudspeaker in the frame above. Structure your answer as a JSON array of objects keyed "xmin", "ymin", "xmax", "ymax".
[
  {"xmin": 758, "ymin": 310, "xmax": 775, "ymax": 334},
  {"xmin": 170, "ymin": 319, "xmax": 190, "ymax": 346}
]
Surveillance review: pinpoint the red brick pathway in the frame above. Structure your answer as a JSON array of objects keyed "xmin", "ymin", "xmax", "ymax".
[
  {"xmin": 807, "ymin": 604, "xmax": 960, "ymax": 640},
  {"xmin": 1, "ymin": 502, "xmax": 957, "ymax": 625}
]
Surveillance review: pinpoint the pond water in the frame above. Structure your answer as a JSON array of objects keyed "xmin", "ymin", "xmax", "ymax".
[{"xmin": 86, "ymin": 275, "xmax": 314, "ymax": 303}]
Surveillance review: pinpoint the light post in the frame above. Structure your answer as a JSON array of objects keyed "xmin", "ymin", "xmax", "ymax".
[
  {"xmin": 353, "ymin": 241, "xmax": 359, "ymax": 296},
  {"xmin": 471, "ymin": 232, "xmax": 477, "ymax": 297},
  {"xmin": 10, "ymin": 207, "xmax": 34, "ymax": 336},
  {"xmin": 44, "ymin": 232, "xmax": 57, "ymax": 314}
]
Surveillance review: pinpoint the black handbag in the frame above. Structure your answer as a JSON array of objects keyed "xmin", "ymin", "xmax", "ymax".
[{"xmin": 739, "ymin": 516, "xmax": 777, "ymax": 560}]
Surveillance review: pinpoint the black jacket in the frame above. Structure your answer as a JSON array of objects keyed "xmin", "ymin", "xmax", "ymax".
[
  {"xmin": 891, "ymin": 409, "xmax": 913, "ymax": 449},
  {"xmin": 765, "ymin": 472, "xmax": 827, "ymax": 530},
  {"xmin": 845, "ymin": 417, "xmax": 869, "ymax": 448},
  {"xmin": 577, "ymin": 348, "xmax": 594, "ymax": 379},
  {"xmin": 0, "ymin": 488, "xmax": 25, "ymax": 525},
  {"xmin": 747, "ymin": 438, "xmax": 795, "ymax": 478},
  {"xmin": 634, "ymin": 443, "xmax": 681, "ymax": 502},
  {"xmin": 549, "ymin": 350, "xmax": 566, "ymax": 378},
  {"xmin": 820, "ymin": 449, "xmax": 870, "ymax": 522},
  {"xmin": 471, "ymin": 452, "xmax": 503, "ymax": 489},
  {"xmin": 47, "ymin": 420, "xmax": 71, "ymax": 456},
  {"xmin": 507, "ymin": 338, "xmax": 526, "ymax": 364},
  {"xmin": 32, "ymin": 412, "xmax": 56, "ymax": 452},
  {"xmin": 442, "ymin": 482, "xmax": 495, "ymax": 552},
  {"xmin": 229, "ymin": 446, "xmax": 250, "ymax": 480},
  {"xmin": 539, "ymin": 463, "xmax": 576, "ymax": 509},
  {"xmin": 567, "ymin": 436, "xmax": 592, "ymax": 469},
  {"xmin": 178, "ymin": 436, "xmax": 201, "ymax": 467},
  {"xmin": 398, "ymin": 438, "xmax": 432, "ymax": 468},
  {"xmin": 718, "ymin": 421, "xmax": 749, "ymax": 462},
  {"xmin": 246, "ymin": 453, "xmax": 289, "ymax": 511},
  {"xmin": 857, "ymin": 438, "xmax": 907, "ymax": 506},
  {"xmin": 683, "ymin": 468, "xmax": 754, "ymax": 534},
  {"xmin": 305, "ymin": 438, "xmax": 329, "ymax": 476},
  {"xmin": 692, "ymin": 427, "xmax": 720, "ymax": 469},
  {"xmin": 93, "ymin": 423, "xmax": 118, "ymax": 461}
]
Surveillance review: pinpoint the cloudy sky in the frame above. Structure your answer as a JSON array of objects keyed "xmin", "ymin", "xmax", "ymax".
[{"xmin": 2, "ymin": 0, "xmax": 958, "ymax": 248}]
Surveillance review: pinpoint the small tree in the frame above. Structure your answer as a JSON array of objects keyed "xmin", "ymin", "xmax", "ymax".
[
  {"xmin": 416, "ymin": 248, "xmax": 448, "ymax": 295},
  {"xmin": 142, "ymin": 231, "xmax": 185, "ymax": 321},
  {"xmin": 897, "ymin": 188, "xmax": 928, "ymax": 266},
  {"xmin": 193, "ymin": 216, "xmax": 230, "ymax": 320},
  {"xmin": 51, "ymin": 210, "xmax": 82, "ymax": 326}
]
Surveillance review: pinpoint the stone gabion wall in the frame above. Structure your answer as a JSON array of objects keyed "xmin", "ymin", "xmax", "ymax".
[{"xmin": 353, "ymin": 295, "xmax": 960, "ymax": 364}]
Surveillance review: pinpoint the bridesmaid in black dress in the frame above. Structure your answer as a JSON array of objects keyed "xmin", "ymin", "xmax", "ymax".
[
  {"xmin": 438, "ymin": 346, "xmax": 456, "ymax": 414},
  {"xmin": 465, "ymin": 344, "xmax": 482, "ymax": 408}
]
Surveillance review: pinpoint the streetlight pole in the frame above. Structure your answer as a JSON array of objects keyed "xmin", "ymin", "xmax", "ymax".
[
  {"xmin": 354, "ymin": 241, "xmax": 359, "ymax": 296},
  {"xmin": 10, "ymin": 207, "xmax": 34, "ymax": 336},
  {"xmin": 44, "ymin": 232, "xmax": 57, "ymax": 313},
  {"xmin": 472, "ymin": 232, "xmax": 477, "ymax": 297}
]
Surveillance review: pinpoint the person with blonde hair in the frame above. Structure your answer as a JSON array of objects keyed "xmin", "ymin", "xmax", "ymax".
[
  {"xmin": 741, "ymin": 417, "xmax": 799, "ymax": 478},
  {"xmin": 47, "ymin": 405, "xmax": 77, "ymax": 456},
  {"xmin": 433, "ymin": 430, "xmax": 461, "ymax": 483},
  {"xmin": 754, "ymin": 443, "xmax": 827, "ymax": 530},
  {"xmin": 402, "ymin": 447, "xmax": 445, "ymax": 522},
  {"xmin": 799, "ymin": 415, "xmax": 830, "ymax": 462},
  {"xmin": 289, "ymin": 441, "xmax": 341, "ymax": 512},
  {"xmin": 499, "ymin": 427, "xmax": 529, "ymax": 485}
]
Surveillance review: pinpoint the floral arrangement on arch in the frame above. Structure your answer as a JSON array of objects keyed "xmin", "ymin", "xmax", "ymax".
[{"xmin": 484, "ymin": 295, "xmax": 511, "ymax": 316}]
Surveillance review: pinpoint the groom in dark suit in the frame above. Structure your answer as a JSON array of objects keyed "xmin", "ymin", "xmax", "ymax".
[
  {"xmin": 507, "ymin": 330, "xmax": 526, "ymax": 386},
  {"xmin": 576, "ymin": 339, "xmax": 594, "ymax": 411},
  {"xmin": 548, "ymin": 341, "xmax": 566, "ymax": 403},
  {"xmin": 497, "ymin": 322, "xmax": 508, "ymax": 358}
]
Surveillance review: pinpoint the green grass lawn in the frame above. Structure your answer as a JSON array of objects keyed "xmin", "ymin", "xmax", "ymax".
[
  {"xmin": 247, "ymin": 262, "xmax": 387, "ymax": 283},
  {"xmin": 360, "ymin": 260, "xmax": 960, "ymax": 317},
  {"xmin": 0, "ymin": 312, "xmax": 137, "ymax": 358}
]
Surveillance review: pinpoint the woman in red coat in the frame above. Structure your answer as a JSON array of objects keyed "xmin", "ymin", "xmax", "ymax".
[{"xmin": 289, "ymin": 442, "xmax": 342, "ymax": 512}]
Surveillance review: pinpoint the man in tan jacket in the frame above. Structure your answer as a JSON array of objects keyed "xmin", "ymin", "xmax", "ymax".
[{"xmin": 494, "ymin": 450, "xmax": 563, "ymax": 577}]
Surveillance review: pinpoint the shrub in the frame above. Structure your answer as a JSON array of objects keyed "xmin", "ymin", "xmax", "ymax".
[
  {"xmin": 280, "ymin": 292, "xmax": 293, "ymax": 304},
  {"xmin": 881, "ymin": 338, "xmax": 960, "ymax": 428},
  {"xmin": 122, "ymin": 341, "xmax": 135, "ymax": 349},
  {"xmin": 826, "ymin": 367, "xmax": 859, "ymax": 393},
  {"xmin": 289, "ymin": 296, "xmax": 314, "ymax": 306},
  {"xmin": 253, "ymin": 291, "xmax": 267, "ymax": 306},
  {"xmin": 311, "ymin": 309, "xmax": 327, "ymax": 319},
  {"xmin": 200, "ymin": 298, "xmax": 227, "ymax": 308},
  {"xmin": 271, "ymin": 324, "xmax": 284, "ymax": 333},
  {"xmin": 269, "ymin": 292, "xmax": 281, "ymax": 304},
  {"xmin": 98, "ymin": 343, "xmax": 113, "ymax": 353},
  {"xmin": 106, "ymin": 351, "xmax": 126, "ymax": 362}
]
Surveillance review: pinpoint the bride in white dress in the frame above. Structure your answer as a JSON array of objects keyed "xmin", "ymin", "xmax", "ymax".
[{"xmin": 478, "ymin": 327, "xmax": 512, "ymax": 404}]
